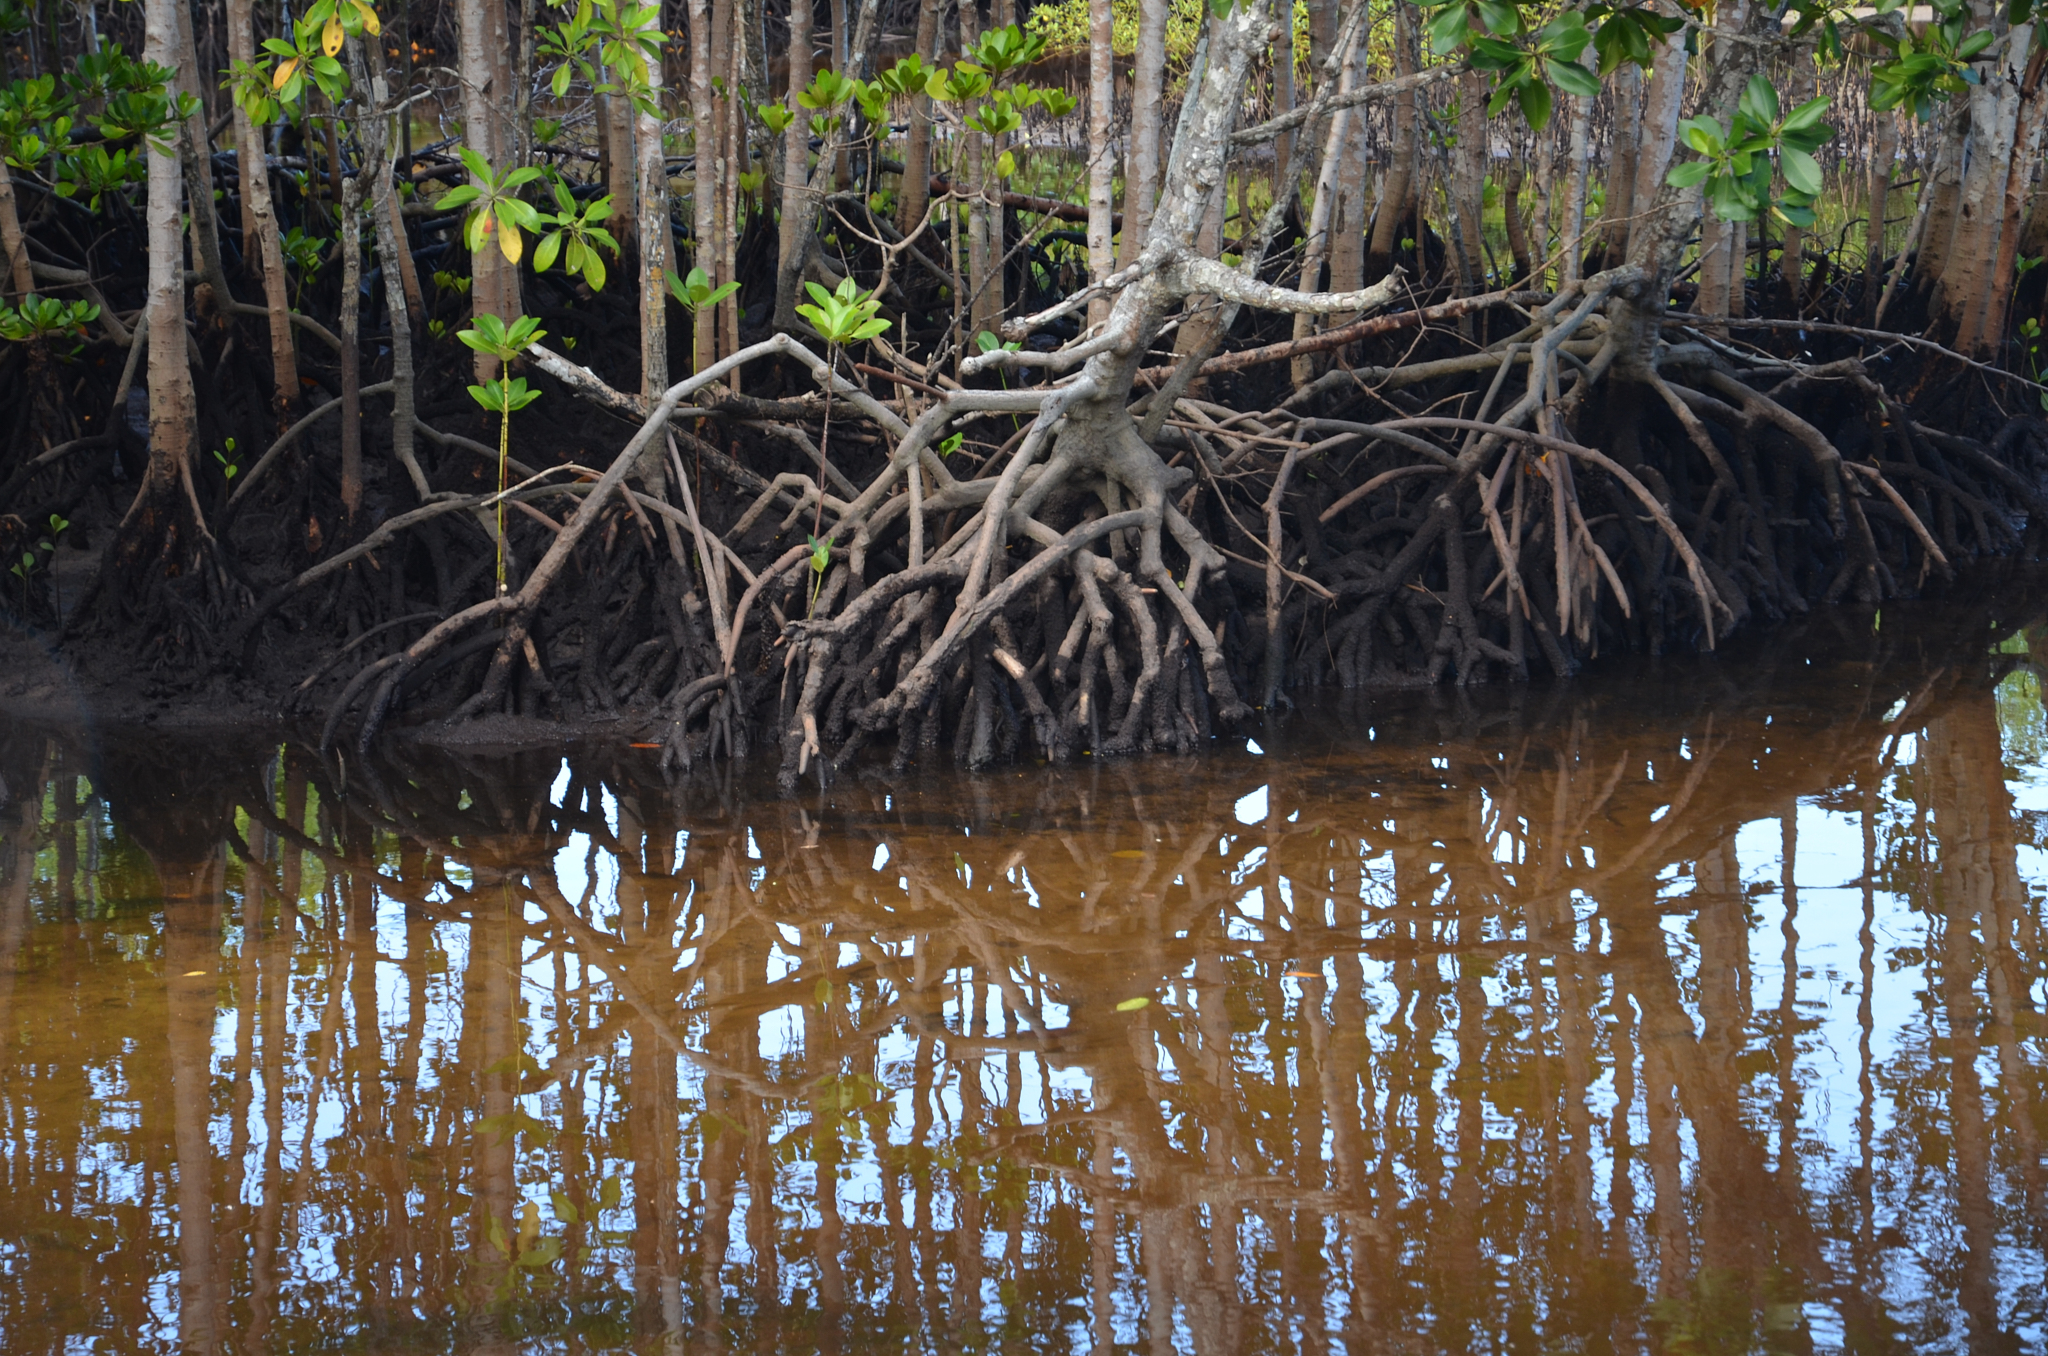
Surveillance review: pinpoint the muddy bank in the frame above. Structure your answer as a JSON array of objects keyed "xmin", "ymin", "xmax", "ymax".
[{"xmin": 8, "ymin": 556, "xmax": 2045, "ymax": 767}]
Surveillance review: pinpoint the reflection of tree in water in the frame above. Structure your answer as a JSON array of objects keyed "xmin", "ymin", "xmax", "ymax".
[{"xmin": 0, "ymin": 599, "xmax": 2045, "ymax": 1353}]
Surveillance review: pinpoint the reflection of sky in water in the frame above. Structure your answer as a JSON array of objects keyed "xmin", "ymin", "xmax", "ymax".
[{"xmin": 5, "ymin": 621, "xmax": 2048, "ymax": 1352}]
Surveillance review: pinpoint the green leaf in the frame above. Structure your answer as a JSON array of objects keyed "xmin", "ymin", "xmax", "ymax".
[
  {"xmin": 1476, "ymin": 0, "xmax": 1518, "ymax": 34},
  {"xmin": 1517, "ymin": 75, "xmax": 1553, "ymax": 129},
  {"xmin": 1737, "ymin": 72, "xmax": 1778, "ymax": 126},
  {"xmin": 1707, "ymin": 173, "xmax": 1757, "ymax": 223},
  {"xmin": 1779, "ymin": 146, "xmax": 1823, "ymax": 196},
  {"xmin": 1780, "ymin": 94, "xmax": 1830, "ymax": 135},
  {"xmin": 533, "ymin": 231, "xmax": 563, "ymax": 273},
  {"xmin": 1547, "ymin": 57, "xmax": 1601, "ymax": 99},
  {"xmin": 1665, "ymin": 160, "xmax": 1712, "ymax": 188},
  {"xmin": 1427, "ymin": 3, "xmax": 1470, "ymax": 54}
]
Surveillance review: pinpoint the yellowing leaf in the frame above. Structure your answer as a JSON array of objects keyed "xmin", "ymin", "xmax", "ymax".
[
  {"xmin": 498, "ymin": 223, "xmax": 523, "ymax": 264},
  {"xmin": 272, "ymin": 57, "xmax": 301, "ymax": 90},
  {"xmin": 1116, "ymin": 997, "xmax": 1150, "ymax": 1012},
  {"xmin": 322, "ymin": 16, "xmax": 345, "ymax": 55},
  {"xmin": 1110, "ymin": 849, "xmax": 1145, "ymax": 859},
  {"xmin": 354, "ymin": 0, "xmax": 381, "ymax": 34}
]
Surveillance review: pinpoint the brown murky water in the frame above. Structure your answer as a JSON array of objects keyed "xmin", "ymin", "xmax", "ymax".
[{"xmin": 2, "ymin": 588, "xmax": 2047, "ymax": 1354}]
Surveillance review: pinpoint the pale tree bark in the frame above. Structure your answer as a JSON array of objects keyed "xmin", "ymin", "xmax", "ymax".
[
  {"xmin": 1172, "ymin": 35, "xmax": 1232, "ymax": 369},
  {"xmin": 1363, "ymin": 0, "xmax": 1417, "ymax": 281},
  {"xmin": 1451, "ymin": 66, "xmax": 1488, "ymax": 292},
  {"xmin": 637, "ymin": 1, "xmax": 670, "ymax": 404},
  {"xmin": 723, "ymin": 6, "xmax": 748, "ymax": 372},
  {"xmin": 1601, "ymin": 63, "xmax": 1642, "ymax": 264},
  {"xmin": 1865, "ymin": 101, "xmax": 1899, "ymax": 324},
  {"xmin": 1975, "ymin": 39, "xmax": 2047, "ymax": 350},
  {"xmin": 1289, "ymin": 28, "xmax": 1362, "ymax": 386},
  {"xmin": 1503, "ymin": 155, "xmax": 1531, "ymax": 281},
  {"xmin": 1775, "ymin": 49, "xmax": 1816, "ymax": 309},
  {"xmin": 93, "ymin": 0, "xmax": 220, "ymax": 613},
  {"xmin": 608, "ymin": 80, "xmax": 640, "ymax": 258},
  {"xmin": 1560, "ymin": 50, "xmax": 1596, "ymax": 286},
  {"xmin": 460, "ymin": 0, "xmax": 519, "ymax": 377},
  {"xmin": 228, "ymin": 0, "xmax": 301, "ymax": 417},
  {"xmin": 1273, "ymin": 0, "xmax": 1296, "ymax": 201},
  {"xmin": 144, "ymin": 0, "xmax": 198, "ymax": 501},
  {"xmin": 1626, "ymin": 19, "xmax": 1687, "ymax": 264},
  {"xmin": 1908, "ymin": 103, "xmax": 1967, "ymax": 319},
  {"xmin": 1955, "ymin": 23, "xmax": 2043, "ymax": 351},
  {"xmin": 340, "ymin": 170, "xmax": 363, "ymax": 519},
  {"xmin": 1307, "ymin": 0, "xmax": 1336, "ymax": 71},
  {"xmin": 171, "ymin": 0, "xmax": 231, "ymax": 305},
  {"xmin": 830, "ymin": 0, "xmax": 850, "ymax": 189},
  {"xmin": 1617, "ymin": 0, "xmax": 1775, "ymax": 367},
  {"xmin": 1115, "ymin": 0, "xmax": 1169, "ymax": 268},
  {"xmin": 775, "ymin": 0, "xmax": 815, "ymax": 327},
  {"xmin": 962, "ymin": 0, "xmax": 1001, "ymax": 340},
  {"xmin": 1086, "ymin": 0, "xmax": 1115, "ymax": 328},
  {"xmin": 1935, "ymin": 5, "xmax": 2015, "ymax": 343},
  {"xmin": 0, "ymin": 160, "xmax": 33, "ymax": 299},
  {"xmin": 1696, "ymin": 215, "xmax": 1741, "ymax": 318},
  {"xmin": 898, "ymin": 0, "xmax": 943, "ymax": 238},
  {"xmin": 1326, "ymin": 36, "xmax": 1368, "ymax": 296},
  {"xmin": 690, "ymin": 0, "xmax": 717, "ymax": 371},
  {"xmin": 351, "ymin": 37, "xmax": 429, "ymax": 501},
  {"xmin": 1693, "ymin": 0, "xmax": 1753, "ymax": 321}
]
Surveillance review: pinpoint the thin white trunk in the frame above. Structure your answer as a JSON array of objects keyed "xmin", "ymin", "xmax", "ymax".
[
  {"xmin": 1626, "ymin": 23, "xmax": 1687, "ymax": 265},
  {"xmin": 354, "ymin": 38, "xmax": 428, "ymax": 499},
  {"xmin": 1976, "ymin": 39, "xmax": 2047, "ymax": 349},
  {"xmin": 775, "ymin": 0, "xmax": 814, "ymax": 326},
  {"xmin": 1115, "ymin": 0, "xmax": 1169, "ymax": 268},
  {"xmin": 689, "ymin": 0, "xmax": 716, "ymax": 372},
  {"xmin": 459, "ymin": 0, "xmax": 515, "ymax": 376},
  {"xmin": 0, "ymin": 158, "xmax": 34, "ymax": 299},
  {"xmin": 142, "ymin": 0, "xmax": 198, "ymax": 509},
  {"xmin": 1289, "ymin": 26, "xmax": 1362, "ymax": 385},
  {"xmin": 340, "ymin": 170, "xmax": 362, "ymax": 518},
  {"xmin": 1560, "ymin": 51, "xmax": 1595, "ymax": 286},
  {"xmin": 637, "ymin": 2, "xmax": 670, "ymax": 404},
  {"xmin": 898, "ymin": 0, "xmax": 942, "ymax": 237},
  {"xmin": 1085, "ymin": 0, "xmax": 1114, "ymax": 328}
]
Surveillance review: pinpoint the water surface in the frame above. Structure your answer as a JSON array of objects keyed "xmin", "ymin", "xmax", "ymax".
[{"xmin": 2, "ymin": 588, "xmax": 2046, "ymax": 1354}]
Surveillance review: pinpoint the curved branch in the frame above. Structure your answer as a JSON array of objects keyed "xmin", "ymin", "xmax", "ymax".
[
  {"xmin": 1168, "ymin": 254, "xmax": 1406, "ymax": 316},
  {"xmin": 1230, "ymin": 66, "xmax": 1459, "ymax": 148}
]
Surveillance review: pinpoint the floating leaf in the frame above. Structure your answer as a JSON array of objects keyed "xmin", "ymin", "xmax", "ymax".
[{"xmin": 1116, "ymin": 996, "xmax": 1151, "ymax": 1012}]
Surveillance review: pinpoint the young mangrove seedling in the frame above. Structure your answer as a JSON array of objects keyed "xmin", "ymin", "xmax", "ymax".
[
  {"xmin": 666, "ymin": 265, "xmax": 739, "ymax": 375},
  {"xmin": 794, "ymin": 276, "xmax": 890, "ymax": 542},
  {"xmin": 456, "ymin": 313, "xmax": 547, "ymax": 594}
]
